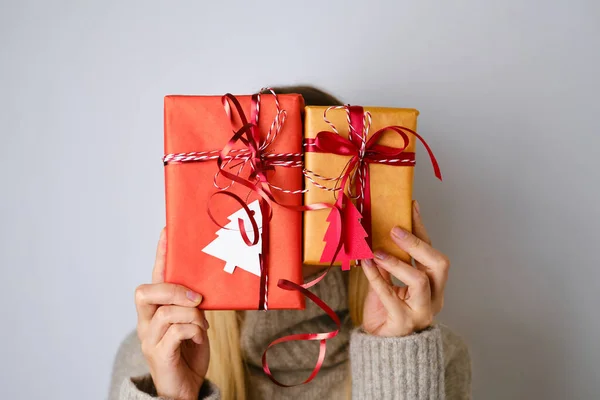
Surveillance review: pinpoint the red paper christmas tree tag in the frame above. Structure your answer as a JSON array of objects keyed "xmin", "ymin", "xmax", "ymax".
[{"xmin": 319, "ymin": 194, "xmax": 374, "ymax": 270}]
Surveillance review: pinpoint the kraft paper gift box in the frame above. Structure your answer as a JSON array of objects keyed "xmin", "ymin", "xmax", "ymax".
[{"xmin": 303, "ymin": 106, "xmax": 423, "ymax": 266}]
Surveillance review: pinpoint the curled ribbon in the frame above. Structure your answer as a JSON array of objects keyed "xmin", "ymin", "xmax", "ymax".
[
  {"xmin": 218, "ymin": 94, "xmax": 343, "ymax": 386},
  {"xmin": 305, "ymin": 105, "xmax": 442, "ymax": 252}
]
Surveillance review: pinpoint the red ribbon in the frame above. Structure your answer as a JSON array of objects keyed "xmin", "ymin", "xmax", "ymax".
[
  {"xmin": 219, "ymin": 94, "xmax": 348, "ymax": 387},
  {"xmin": 262, "ymin": 277, "xmax": 341, "ymax": 386},
  {"xmin": 305, "ymin": 105, "xmax": 442, "ymax": 248}
]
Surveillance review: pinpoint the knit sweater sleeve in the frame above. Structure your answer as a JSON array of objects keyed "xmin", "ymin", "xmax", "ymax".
[
  {"xmin": 117, "ymin": 376, "xmax": 220, "ymax": 400},
  {"xmin": 109, "ymin": 330, "xmax": 221, "ymax": 400},
  {"xmin": 349, "ymin": 324, "xmax": 471, "ymax": 399}
]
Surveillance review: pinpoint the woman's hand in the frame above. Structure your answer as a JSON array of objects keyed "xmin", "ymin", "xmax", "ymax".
[
  {"xmin": 135, "ymin": 228, "xmax": 210, "ymax": 400},
  {"xmin": 361, "ymin": 201, "xmax": 450, "ymax": 337}
]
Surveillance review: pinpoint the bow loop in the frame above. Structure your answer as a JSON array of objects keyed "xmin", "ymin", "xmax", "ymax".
[
  {"xmin": 365, "ymin": 126, "xmax": 410, "ymax": 157},
  {"xmin": 314, "ymin": 131, "xmax": 359, "ymax": 156}
]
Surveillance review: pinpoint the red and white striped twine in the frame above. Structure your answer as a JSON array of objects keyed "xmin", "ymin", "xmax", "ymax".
[
  {"xmin": 258, "ymin": 87, "xmax": 286, "ymax": 152},
  {"xmin": 302, "ymin": 169, "xmax": 342, "ymax": 192},
  {"xmin": 322, "ymin": 106, "xmax": 347, "ymax": 135},
  {"xmin": 263, "ymin": 274, "xmax": 268, "ymax": 311},
  {"xmin": 163, "ymin": 149, "xmax": 244, "ymax": 163}
]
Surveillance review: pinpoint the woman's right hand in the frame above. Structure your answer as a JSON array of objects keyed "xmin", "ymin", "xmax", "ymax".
[{"xmin": 135, "ymin": 228, "xmax": 210, "ymax": 400}]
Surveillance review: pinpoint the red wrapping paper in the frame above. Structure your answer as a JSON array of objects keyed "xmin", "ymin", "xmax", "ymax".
[{"xmin": 164, "ymin": 94, "xmax": 305, "ymax": 310}]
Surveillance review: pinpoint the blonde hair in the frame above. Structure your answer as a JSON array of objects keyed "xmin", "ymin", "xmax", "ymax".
[{"xmin": 205, "ymin": 86, "xmax": 369, "ymax": 400}]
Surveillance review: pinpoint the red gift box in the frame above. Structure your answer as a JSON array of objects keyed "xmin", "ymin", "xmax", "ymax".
[{"xmin": 163, "ymin": 93, "xmax": 305, "ymax": 310}]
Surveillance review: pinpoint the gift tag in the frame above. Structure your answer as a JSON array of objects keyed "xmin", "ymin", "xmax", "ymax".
[
  {"xmin": 320, "ymin": 194, "xmax": 373, "ymax": 270},
  {"xmin": 202, "ymin": 199, "xmax": 262, "ymax": 277}
]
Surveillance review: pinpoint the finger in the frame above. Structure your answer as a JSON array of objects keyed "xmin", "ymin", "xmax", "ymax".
[
  {"xmin": 152, "ymin": 228, "xmax": 167, "ymax": 284},
  {"xmin": 159, "ymin": 324, "xmax": 204, "ymax": 354},
  {"xmin": 390, "ymin": 225, "xmax": 440, "ymax": 267},
  {"xmin": 378, "ymin": 265, "xmax": 393, "ymax": 285},
  {"xmin": 373, "ymin": 250, "xmax": 431, "ymax": 309},
  {"xmin": 412, "ymin": 201, "xmax": 448, "ymax": 308},
  {"xmin": 146, "ymin": 306, "xmax": 209, "ymax": 346},
  {"xmin": 361, "ymin": 259, "xmax": 404, "ymax": 314},
  {"xmin": 135, "ymin": 283, "xmax": 202, "ymax": 323},
  {"xmin": 412, "ymin": 200, "xmax": 431, "ymax": 245},
  {"xmin": 390, "ymin": 226, "xmax": 449, "ymax": 291}
]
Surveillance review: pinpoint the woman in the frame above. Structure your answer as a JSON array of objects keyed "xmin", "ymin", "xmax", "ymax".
[{"xmin": 109, "ymin": 87, "xmax": 472, "ymax": 400}]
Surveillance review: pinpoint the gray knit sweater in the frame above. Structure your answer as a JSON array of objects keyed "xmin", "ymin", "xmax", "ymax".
[{"xmin": 109, "ymin": 268, "xmax": 471, "ymax": 399}]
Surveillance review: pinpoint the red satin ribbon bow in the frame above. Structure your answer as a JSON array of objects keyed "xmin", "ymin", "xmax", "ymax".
[{"xmin": 305, "ymin": 106, "xmax": 442, "ymax": 250}]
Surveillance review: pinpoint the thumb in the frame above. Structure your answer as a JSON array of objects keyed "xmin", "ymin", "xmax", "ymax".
[{"xmin": 152, "ymin": 227, "xmax": 167, "ymax": 283}]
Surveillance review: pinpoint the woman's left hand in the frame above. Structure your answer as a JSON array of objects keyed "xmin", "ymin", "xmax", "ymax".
[{"xmin": 361, "ymin": 200, "xmax": 450, "ymax": 337}]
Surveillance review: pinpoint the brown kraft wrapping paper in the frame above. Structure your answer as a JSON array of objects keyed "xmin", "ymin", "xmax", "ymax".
[{"xmin": 303, "ymin": 106, "xmax": 419, "ymax": 265}]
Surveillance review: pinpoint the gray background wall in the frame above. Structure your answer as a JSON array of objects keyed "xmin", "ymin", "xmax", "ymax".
[{"xmin": 1, "ymin": 1, "xmax": 599, "ymax": 399}]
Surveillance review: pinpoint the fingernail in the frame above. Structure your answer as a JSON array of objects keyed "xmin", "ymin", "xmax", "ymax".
[
  {"xmin": 186, "ymin": 291, "xmax": 202, "ymax": 303},
  {"xmin": 201, "ymin": 318, "xmax": 210, "ymax": 330},
  {"xmin": 392, "ymin": 226, "xmax": 409, "ymax": 239},
  {"xmin": 362, "ymin": 258, "xmax": 374, "ymax": 267},
  {"xmin": 374, "ymin": 250, "xmax": 388, "ymax": 260},
  {"xmin": 414, "ymin": 200, "xmax": 420, "ymax": 215}
]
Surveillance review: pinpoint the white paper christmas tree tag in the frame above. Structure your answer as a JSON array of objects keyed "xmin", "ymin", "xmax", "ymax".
[{"xmin": 202, "ymin": 199, "xmax": 262, "ymax": 277}]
